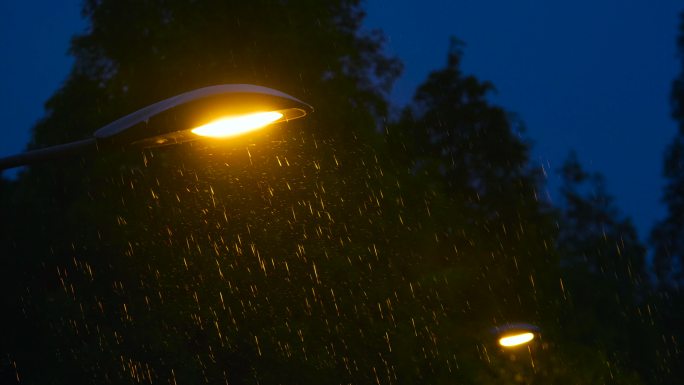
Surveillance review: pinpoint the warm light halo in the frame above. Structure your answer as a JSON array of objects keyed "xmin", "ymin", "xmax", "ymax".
[
  {"xmin": 498, "ymin": 332, "xmax": 535, "ymax": 347},
  {"xmin": 191, "ymin": 111, "xmax": 284, "ymax": 138}
]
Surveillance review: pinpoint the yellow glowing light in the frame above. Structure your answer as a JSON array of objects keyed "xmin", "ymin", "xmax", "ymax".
[
  {"xmin": 191, "ymin": 111, "xmax": 284, "ymax": 138},
  {"xmin": 498, "ymin": 332, "xmax": 535, "ymax": 347}
]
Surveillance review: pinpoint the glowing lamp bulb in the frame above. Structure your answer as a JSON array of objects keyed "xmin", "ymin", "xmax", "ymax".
[
  {"xmin": 191, "ymin": 111, "xmax": 283, "ymax": 138},
  {"xmin": 498, "ymin": 332, "xmax": 534, "ymax": 347}
]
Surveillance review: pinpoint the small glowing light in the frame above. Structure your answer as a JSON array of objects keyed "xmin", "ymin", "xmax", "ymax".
[
  {"xmin": 499, "ymin": 332, "xmax": 534, "ymax": 347},
  {"xmin": 191, "ymin": 111, "xmax": 283, "ymax": 138}
]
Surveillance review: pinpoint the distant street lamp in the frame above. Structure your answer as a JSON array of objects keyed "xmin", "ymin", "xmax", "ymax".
[
  {"xmin": 491, "ymin": 323, "xmax": 540, "ymax": 348},
  {"xmin": 0, "ymin": 84, "xmax": 313, "ymax": 170}
]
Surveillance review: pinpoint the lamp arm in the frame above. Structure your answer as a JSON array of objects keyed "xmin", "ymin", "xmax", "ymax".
[{"xmin": 0, "ymin": 138, "xmax": 98, "ymax": 171}]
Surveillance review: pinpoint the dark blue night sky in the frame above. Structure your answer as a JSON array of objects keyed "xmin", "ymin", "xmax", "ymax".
[{"xmin": 0, "ymin": 1, "xmax": 681, "ymax": 241}]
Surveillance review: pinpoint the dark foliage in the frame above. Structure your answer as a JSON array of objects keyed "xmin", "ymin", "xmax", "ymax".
[
  {"xmin": 0, "ymin": 2, "xmax": 670, "ymax": 384},
  {"xmin": 649, "ymin": 10, "xmax": 684, "ymax": 384}
]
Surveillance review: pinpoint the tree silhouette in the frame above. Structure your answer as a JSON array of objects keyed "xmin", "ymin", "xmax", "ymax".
[
  {"xmin": 556, "ymin": 152, "xmax": 654, "ymax": 384},
  {"xmin": 386, "ymin": 39, "xmax": 568, "ymax": 384},
  {"xmin": 649, "ymin": 10, "xmax": 684, "ymax": 384},
  {"xmin": 1, "ymin": 1, "xmax": 405, "ymax": 383},
  {"xmin": 652, "ymin": 12, "xmax": 684, "ymax": 286}
]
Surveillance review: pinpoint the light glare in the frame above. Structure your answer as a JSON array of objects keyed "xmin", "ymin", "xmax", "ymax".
[
  {"xmin": 499, "ymin": 332, "xmax": 534, "ymax": 347},
  {"xmin": 191, "ymin": 111, "xmax": 283, "ymax": 138}
]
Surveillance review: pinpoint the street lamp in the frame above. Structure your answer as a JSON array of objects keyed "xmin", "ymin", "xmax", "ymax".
[
  {"xmin": 0, "ymin": 84, "xmax": 313, "ymax": 170},
  {"xmin": 491, "ymin": 323, "xmax": 540, "ymax": 348}
]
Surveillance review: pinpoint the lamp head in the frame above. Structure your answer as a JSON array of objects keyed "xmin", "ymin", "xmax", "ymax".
[
  {"xmin": 94, "ymin": 84, "xmax": 312, "ymax": 148},
  {"xmin": 491, "ymin": 323, "xmax": 540, "ymax": 348}
]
